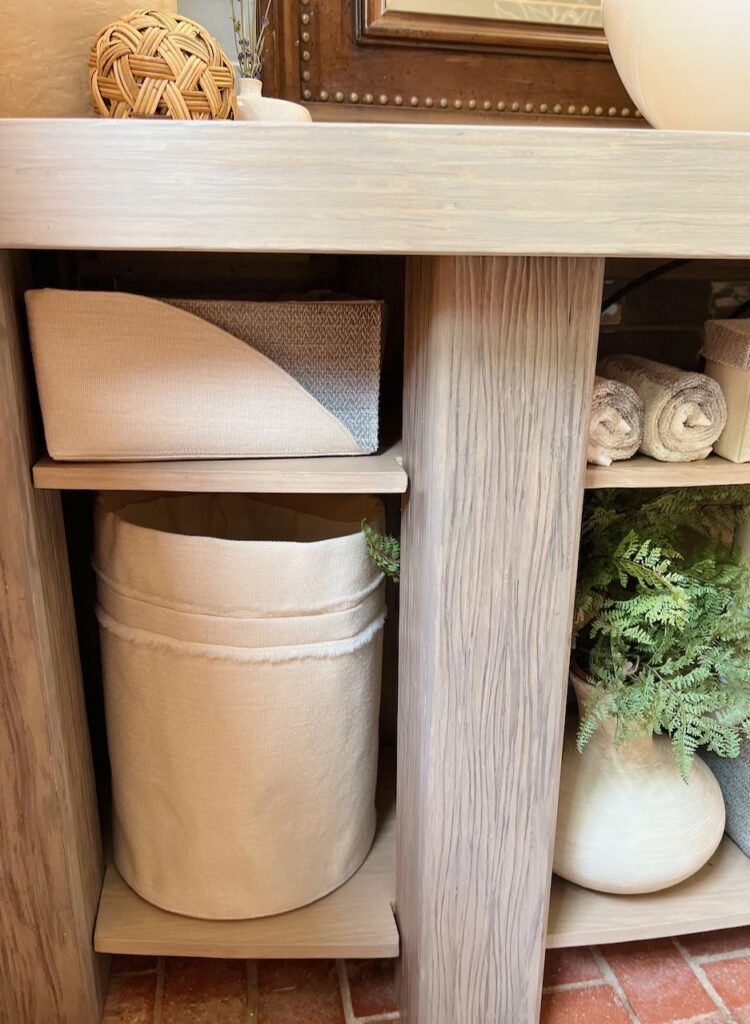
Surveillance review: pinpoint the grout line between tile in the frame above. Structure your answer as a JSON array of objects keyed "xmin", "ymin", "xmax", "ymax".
[
  {"xmin": 153, "ymin": 957, "xmax": 165, "ymax": 1024},
  {"xmin": 542, "ymin": 978, "xmax": 609, "ymax": 995},
  {"xmin": 336, "ymin": 959, "xmax": 357, "ymax": 1024},
  {"xmin": 592, "ymin": 947, "xmax": 642, "ymax": 1024},
  {"xmin": 672, "ymin": 1014, "xmax": 738, "ymax": 1024},
  {"xmin": 694, "ymin": 948, "xmax": 750, "ymax": 966},
  {"xmin": 673, "ymin": 938, "xmax": 736, "ymax": 1024},
  {"xmin": 246, "ymin": 960, "xmax": 259, "ymax": 1023}
]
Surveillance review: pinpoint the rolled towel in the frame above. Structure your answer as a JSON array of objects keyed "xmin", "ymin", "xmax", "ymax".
[
  {"xmin": 587, "ymin": 376, "xmax": 643, "ymax": 467},
  {"xmin": 598, "ymin": 355, "xmax": 727, "ymax": 463}
]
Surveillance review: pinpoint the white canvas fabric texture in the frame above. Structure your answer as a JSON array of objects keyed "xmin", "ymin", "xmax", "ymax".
[
  {"xmin": 704, "ymin": 361, "xmax": 750, "ymax": 464},
  {"xmin": 25, "ymin": 289, "xmax": 382, "ymax": 460},
  {"xmin": 95, "ymin": 493, "xmax": 386, "ymax": 920},
  {"xmin": 702, "ymin": 321, "xmax": 750, "ymax": 464}
]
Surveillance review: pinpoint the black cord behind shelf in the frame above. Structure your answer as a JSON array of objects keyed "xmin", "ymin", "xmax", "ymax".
[
  {"xmin": 601, "ymin": 260, "xmax": 694, "ymax": 315},
  {"xmin": 602, "ymin": 260, "xmax": 750, "ymax": 322}
]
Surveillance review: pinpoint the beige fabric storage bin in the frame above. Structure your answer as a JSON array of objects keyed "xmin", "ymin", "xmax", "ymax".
[
  {"xmin": 703, "ymin": 319, "xmax": 750, "ymax": 464},
  {"xmin": 25, "ymin": 289, "xmax": 384, "ymax": 460},
  {"xmin": 94, "ymin": 493, "xmax": 385, "ymax": 920}
]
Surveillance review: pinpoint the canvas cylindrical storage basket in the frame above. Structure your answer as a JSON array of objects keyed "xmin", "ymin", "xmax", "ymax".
[{"xmin": 94, "ymin": 493, "xmax": 386, "ymax": 920}]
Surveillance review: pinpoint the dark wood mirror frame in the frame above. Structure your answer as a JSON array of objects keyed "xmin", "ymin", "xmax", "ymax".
[
  {"xmin": 358, "ymin": 0, "xmax": 608, "ymax": 57},
  {"xmin": 265, "ymin": 0, "xmax": 639, "ymax": 127}
]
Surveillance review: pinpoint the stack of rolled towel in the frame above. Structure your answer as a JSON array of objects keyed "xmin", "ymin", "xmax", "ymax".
[{"xmin": 592, "ymin": 356, "xmax": 727, "ymax": 464}]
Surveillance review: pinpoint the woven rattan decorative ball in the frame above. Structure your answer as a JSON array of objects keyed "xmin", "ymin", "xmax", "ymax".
[{"xmin": 89, "ymin": 9, "xmax": 236, "ymax": 120}]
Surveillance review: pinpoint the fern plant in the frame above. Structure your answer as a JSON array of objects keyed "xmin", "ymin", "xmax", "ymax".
[
  {"xmin": 574, "ymin": 486, "xmax": 750, "ymax": 780},
  {"xmin": 362, "ymin": 521, "xmax": 400, "ymax": 582}
]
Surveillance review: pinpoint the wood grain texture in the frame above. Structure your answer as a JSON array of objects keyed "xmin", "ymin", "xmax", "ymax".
[
  {"xmin": 0, "ymin": 251, "xmax": 104, "ymax": 1022},
  {"xmin": 3, "ymin": 122, "xmax": 750, "ymax": 256},
  {"xmin": 95, "ymin": 756, "xmax": 397, "ymax": 959},
  {"xmin": 397, "ymin": 255, "xmax": 604, "ymax": 1024},
  {"xmin": 585, "ymin": 453, "xmax": 750, "ymax": 488},
  {"xmin": 548, "ymin": 837, "xmax": 750, "ymax": 949},
  {"xmin": 32, "ymin": 442, "xmax": 407, "ymax": 494}
]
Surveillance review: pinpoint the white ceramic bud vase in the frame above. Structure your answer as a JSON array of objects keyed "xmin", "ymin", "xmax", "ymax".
[
  {"xmin": 553, "ymin": 669, "xmax": 726, "ymax": 895},
  {"xmin": 601, "ymin": 0, "xmax": 750, "ymax": 130},
  {"xmin": 236, "ymin": 78, "xmax": 312, "ymax": 123}
]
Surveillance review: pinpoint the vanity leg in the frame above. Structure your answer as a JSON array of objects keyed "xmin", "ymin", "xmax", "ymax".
[
  {"xmin": 397, "ymin": 255, "xmax": 604, "ymax": 1024},
  {"xmin": 0, "ymin": 253, "xmax": 105, "ymax": 1023}
]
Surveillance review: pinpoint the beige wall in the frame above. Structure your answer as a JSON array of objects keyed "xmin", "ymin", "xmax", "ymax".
[{"xmin": 0, "ymin": 0, "xmax": 175, "ymax": 117}]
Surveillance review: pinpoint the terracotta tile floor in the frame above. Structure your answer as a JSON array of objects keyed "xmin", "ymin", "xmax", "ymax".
[
  {"xmin": 103, "ymin": 957, "xmax": 398, "ymax": 1024},
  {"xmin": 103, "ymin": 929, "xmax": 750, "ymax": 1023},
  {"xmin": 542, "ymin": 929, "xmax": 750, "ymax": 1024}
]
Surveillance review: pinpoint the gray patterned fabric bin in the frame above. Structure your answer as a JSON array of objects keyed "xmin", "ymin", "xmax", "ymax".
[
  {"xmin": 26, "ymin": 290, "xmax": 384, "ymax": 461},
  {"xmin": 703, "ymin": 747, "xmax": 750, "ymax": 856},
  {"xmin": 169, "ymin": 298, "xmax": 384, "ymax": 453}
]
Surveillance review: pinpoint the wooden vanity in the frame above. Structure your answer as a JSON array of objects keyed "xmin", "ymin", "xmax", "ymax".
[{"xmin": 2, "ymin": 120, "xmax": 750, "ymax": 1024}]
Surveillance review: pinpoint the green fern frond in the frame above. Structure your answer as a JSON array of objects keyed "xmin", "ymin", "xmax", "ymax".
[
  {"xmin": 362, "ymin": 520, "xmax": 400, "ymax": 583},
  {"xmin": 574, "ymin": 486, "xmax": 750, "ymax": 778}
]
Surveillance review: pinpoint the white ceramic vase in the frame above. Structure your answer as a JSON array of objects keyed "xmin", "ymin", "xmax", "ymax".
[
  {"xmin": 601, "ymin": 0, "xmax": 750, "ymax": 131},
  {"xmin": 236, "ymin": 78, "xmax": 312, "ymax": 123},
  {"xmin": 553, "ymin": 671, "xmax": 726, "ymax": 895}
]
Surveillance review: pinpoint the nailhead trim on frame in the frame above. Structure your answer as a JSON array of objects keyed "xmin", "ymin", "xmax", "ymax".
[{"xmin": 297, "ymin": 1, "xmax": 640, "ymax": 120}]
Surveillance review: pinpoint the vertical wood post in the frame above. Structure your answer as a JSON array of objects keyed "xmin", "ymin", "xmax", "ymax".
[
  {"xmin": 397, "ymin": 255, "xmax": 604, "ymax": 1024},
  {"xmin": 0, "ymin": 252, "xmax": 104, "ymax": 1023}
]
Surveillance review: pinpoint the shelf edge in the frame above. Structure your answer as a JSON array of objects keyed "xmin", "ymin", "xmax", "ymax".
[{"xmin": 32, "ymin": 447, "xmax": 408, "ymax": 495}]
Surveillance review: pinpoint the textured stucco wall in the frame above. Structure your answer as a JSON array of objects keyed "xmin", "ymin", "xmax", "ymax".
[{"xmin": 0, "ymin": 0, "xmax": 175, "ymax": 117}]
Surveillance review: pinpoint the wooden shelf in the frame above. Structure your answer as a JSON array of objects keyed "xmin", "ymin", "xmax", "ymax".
[
  {"xmin": 3, "ymin": 121, "xmax": 750, "ymax": 258},
  {"xmin": 95, "ymin": 760, "xmax": 397, "ymax": 959},
  {"xmin": 32, "ymin": 442, "xmax": 407, "ymax": 494},
  {"xmin": 547, "ymin": 837, "xmax": 750, "ymax": 949},
  {"xmin": 585, "ymin": 455, "xmax": 750, "ymax": 490}
]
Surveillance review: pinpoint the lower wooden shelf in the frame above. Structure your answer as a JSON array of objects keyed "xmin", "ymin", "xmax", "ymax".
[
  {"xmin": 585, "ymin": 454, "xmax": 750, "ymax": 490},
  {"xmin": 547, "ymin": 836, "xmax": 750, "ymax": 948},
  {"xmin": 95, "ymin": 741, "xmax": 750, "ymax": 959},
  {"xmin": 33, "ymin": 441, "xmax": 407, "ymax": 494},
  {"xmin": 95, "ymin": 766, "xmax": 398, "ymax": 959}
]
